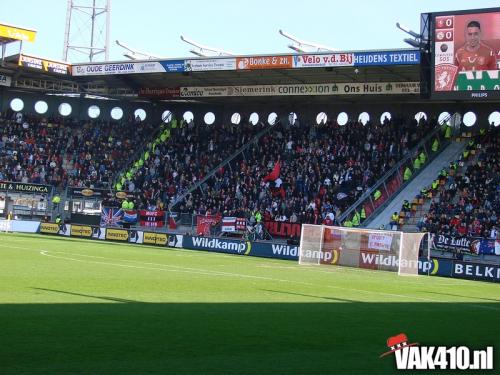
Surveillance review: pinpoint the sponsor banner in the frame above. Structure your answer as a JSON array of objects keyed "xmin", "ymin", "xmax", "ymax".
[
  {"xmin": 19, "ymin": 55, "xmax": 70, "ymax": 75},
  {"xmin": 40, "ymin": 222, "xmax": 60, "ymax": 234},
  {"xmin": 293, "ymin": 53, "xmax": 355, "ymax": 68},
  {"xmin": 128, "ymin": 230, "xmax": 143, "ymax": 244},
  {"xmin": 0, "ymin": 74, "xmax": 11, "ymax": 87},
  {"xmin": 68, "ymin": 187, "xmax": 109, "ymax": 198},
  {"xmin": 417, "ymin": 257, "xmax": 453, "ymax": 277},
  {"xmin": 0, "ymin": 220, "xmax": 40, "ymax": 233},
  {"xmin": 264, "ymin": 221, "xmax": 301, "ymax": 238},
  {"xmin": 143, "ymin": 232, "xmax": 168, "ymax": 245},
  {"xmin": 236, "ymin": 55, "xmax": 293, "ymax": 70},
  {"xmin": 138, "ymin": 87, "xmax": 180, "ymax": 98},
  {"xmin": 179, "ymin": 82, "xmax": 420, "ymax": 97},
  {"xmin": 249, "ymin": 242, "xmax": 299, "ymax": 261},
  {"xmin": 105, "ymin": 228, "xmax": 129, "ymax": 241},
  {"xmin": 354, "ymin": 50, "xmax": 420, "ymax": 66},
  {"xmin": 185, "ymin": 58, "xmax": 236, "ymax": 72},
  {"xmin": 452, "ymin": 261, "xmax": 500, "ymax": 282},
  {"xmin": 0, "ymin": 24, "xmax": 36, "ymax": 42},
  {"xmin": 72, "ymin": 61, "xmax": 166, "ymax": 76},
  {"xmin": 0, "ymin": 182, "xmax": 51, "ymax": 194},
  {"xmin": 70, "ymin": 225, "xmax": 92, "ymax": 238},
  {"xmin": 159, "ymin": 60, "xmax": 185, "ymax": 72},
  {"xmin": 184, "ymin": 236, "xmax": 250, "ymax": 256},
  {"xmin": 142, "ymin": 232, "xmax": 182, "ymax": 247},
  {"xmin": 368, "ymin": 233, "xmax": 393, "ymax": 251}
]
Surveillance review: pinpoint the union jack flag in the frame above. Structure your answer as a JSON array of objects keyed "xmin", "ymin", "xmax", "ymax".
[{"xmin": 100, "ymin": 208, "xmax": 123, "ymax": 227}]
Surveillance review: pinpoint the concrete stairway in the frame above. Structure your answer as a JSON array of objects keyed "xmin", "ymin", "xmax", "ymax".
[{"xmin": 366, "ymin": 139, "xmax": 467, "ymax": 230}]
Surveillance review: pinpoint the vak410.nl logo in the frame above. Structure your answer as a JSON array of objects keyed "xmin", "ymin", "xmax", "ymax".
[{"xmin": 380, "ymin": 333, "xmax": 493, "ymax": 370}]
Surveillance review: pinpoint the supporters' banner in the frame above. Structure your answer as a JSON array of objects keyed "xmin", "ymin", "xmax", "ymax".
[
  {"xmin": 431, "ymin": 234, "xmax": 498, "ymax": 256},
  {"xmin": 185, "ymin": 58, "xmax": 236, "ymax": 71},
  {"xmin": 19, "ymin": 54, "xmax": 70, "ymax": 75},
  {"xmin": 368, "ymin": 233, "xmax": 393, "ymax": 251},
  {"xmin": 264, "ymin": 220, "xmax": 301, "ymax": 238},
  {"xmin": 0, "ymin": 74, "xmax": 11, "ymax": 87},
  {"xmin": 105, "ymin": 228, "xmax": 129, "ymax": 241},
  {"xmin": 100, "ymin": 208, "xmax": 123, "ymax": 227},
  {"xmin": 196, "ymin": 215, "xmax": 219, "ymax": 236},
  {"xmin": 178, "ymin": 82, "xmax": 420, "ymax": 98},
  {"xmin": 139, "ymin": 210, "xmax": 165, "ymax": 228},
  {"xmin": 262, "ymin": 161, "xmax": 281, "ymax": 182},
  {"xmin": 236, "ymin": 55, "xmax": 293, "ymax": 70},
  {"xmin": 0, "ymin": 182, "xmax": 51, "ymax": 194},
  {"xmin": 221, "ymin": 217, "xmax": 247, "ymax": 232},
  {"xmin": 123, "ymin": 210, "xmax": 138, "ymax": 224}
]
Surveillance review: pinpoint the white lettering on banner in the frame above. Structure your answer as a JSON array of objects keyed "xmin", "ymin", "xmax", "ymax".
[
  {"xmin": 272, "ymin": 244, "xmax": 299, "ymax": 257},
  {"xmin": 454, "ymin": 263, "xmax": 500, "ymax": 279},
  {"xmin": 191, "ymin": 237, "xmax": 247, "ymax": 253},
  {"xmin": 360, "ymin": 252, "xmax": 422, "ymax": 269},
  {"xmin": 179, "ymin": 82, "xmax": 420, "ymax": 97},
  {"xmin": 0, "ymin": 74, "xmax": 11, "ymax": 87},
  {"xmin": 368, "ymin": 233, "xmax": 393, "ymax": 251}
]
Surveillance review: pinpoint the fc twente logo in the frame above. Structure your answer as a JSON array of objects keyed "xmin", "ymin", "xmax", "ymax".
[{"xmin": 435, "ymin": 64, "xmax": 458, "ymax": 91}]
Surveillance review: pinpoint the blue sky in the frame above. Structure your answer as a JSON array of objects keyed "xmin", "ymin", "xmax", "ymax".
[{"xmin": 1, "ymin": 0, "xmax": 499, "ymax": 62}]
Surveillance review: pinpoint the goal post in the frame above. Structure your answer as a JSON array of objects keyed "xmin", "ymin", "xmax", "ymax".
[{"xmin": 299, "ymin": 224, "xmax": 429, "ymax": 276}]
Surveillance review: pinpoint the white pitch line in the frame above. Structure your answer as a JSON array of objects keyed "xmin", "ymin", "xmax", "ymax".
[
  {"xmin": 37, "ymin": 249, "xmax": 500, "ymax": 310},
  {"xmin": 1, "ymin": 241, "xmax": 497, "ymax": 309}
]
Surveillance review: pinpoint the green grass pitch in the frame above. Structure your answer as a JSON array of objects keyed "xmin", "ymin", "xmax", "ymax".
[{"xmin": 0, "ymin": 233, "xmax": 499, "ymax": 374}]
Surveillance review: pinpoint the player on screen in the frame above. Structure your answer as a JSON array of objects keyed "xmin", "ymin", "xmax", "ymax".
[{"xmin": 455, "ymin": 21, "xmax": 497, "ymax": 71}]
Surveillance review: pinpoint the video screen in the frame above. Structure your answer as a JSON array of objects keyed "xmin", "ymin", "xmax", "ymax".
[{"xmin": 433, "ymin": 9, "xmax": 500, "ymax": 97}]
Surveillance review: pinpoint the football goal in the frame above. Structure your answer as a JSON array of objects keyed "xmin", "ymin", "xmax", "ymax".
[{"xmin": 299, "ymin": 224, "xmax": 430, "ymax": 276}]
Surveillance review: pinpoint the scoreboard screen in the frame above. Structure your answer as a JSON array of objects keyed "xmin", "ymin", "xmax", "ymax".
[{"xmin": 431, "ymin": 8, "xmax": 500, "ymax": 99}]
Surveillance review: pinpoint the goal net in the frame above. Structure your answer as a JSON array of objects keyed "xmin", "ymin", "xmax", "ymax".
[
  {"xmin": 0, "ymin": 219, "xmax": 13, "ymax": 233},
  {"xmin": 299, "ymin": 224, "xmax": 429, "ymax": 276}
]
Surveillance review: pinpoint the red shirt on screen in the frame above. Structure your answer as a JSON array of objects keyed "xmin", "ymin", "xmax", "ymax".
[{"xmin": 455, "ymin": 43, "xmax": 497, "ymax": 71}]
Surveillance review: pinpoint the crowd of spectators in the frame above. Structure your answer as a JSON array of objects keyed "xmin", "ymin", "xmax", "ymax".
[
  {"xmin": 415, "ymin": 127, "xmax": 499, "ymax": 239},
  {"xmin": 173, "ymin": 115, "xmax": 437, "ymax": 225},
  {"xmin": 121, "ymin": 119, "xmax": 266, "ymax": 210},
  {"xmin": 0, "ymin": 109, "xmax": 155, "ymax": 189}
]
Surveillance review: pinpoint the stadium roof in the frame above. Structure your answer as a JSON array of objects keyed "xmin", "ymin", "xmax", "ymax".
[{"xmin": 0, "ymin": 48, "xmax": 424, "ymax": 105}]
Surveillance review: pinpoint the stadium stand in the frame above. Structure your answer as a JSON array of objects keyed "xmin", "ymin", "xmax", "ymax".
[
  {"xmin": 401, "ymin": 126, "xmax": 499, "ymax": 239},
  {"xmin": 165, "ymin": 114, "xmax": 439, "ymax": 225},
  {"xmin": 0, "ymin": 109, "xmax": 155, "ymax": 189}
]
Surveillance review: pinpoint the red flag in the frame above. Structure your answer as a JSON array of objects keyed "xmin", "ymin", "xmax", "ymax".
[{"xmin": 263, "ymin": 161, "xmax": 281, "ymax": 182}]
